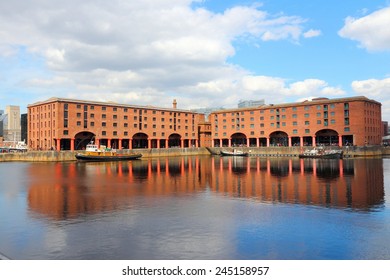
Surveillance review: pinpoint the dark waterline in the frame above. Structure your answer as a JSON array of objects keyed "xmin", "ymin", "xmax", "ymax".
[{"xmin": 1, "ymin": 156, "xmax": 390, "ymax": 260}]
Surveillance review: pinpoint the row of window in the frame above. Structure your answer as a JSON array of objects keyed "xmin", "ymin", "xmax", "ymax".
[
  {"xmin": 214, "ymin": 111, "xmax": 348, "ymax": 123},
  {"xmin": 72, "ymin": 121, "xmax": 194, "ymax": 130},
  {"xmin": 62, "ymin": 130, "xmax": 196, "ymax": 138},
  {"xmin": 73, "ymin": 103, "xmax": 194, "ymax": 117},
  {"xmin": 216, "ymin": 103, "xmax": 345, "ymax": 118},
  {"xmin": 72, "ymin": 113, "xmax": 194, "ymax": 124},
  {"xmin": 215, "ymin": 118, "xmax": 350, "ymax": 130},
  {"xmin": 214, "ymin": 127, "xmax": 351, "ymax": 137}
]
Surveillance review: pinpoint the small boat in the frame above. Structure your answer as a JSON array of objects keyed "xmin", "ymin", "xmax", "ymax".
[
  {"xmin": 0, "ymin": 141, "xmax": 28, "ymax": 153},
  {"xmin": 220, "ymin": 149, "xmax": 249, "ymax": 157},
  {"xmin": 75, "ymin": 143, "xmax": 142, "ymax": 162},
  {"xmin": 299, "ymin": 147, "xmax": 343, "ymax": 159}
]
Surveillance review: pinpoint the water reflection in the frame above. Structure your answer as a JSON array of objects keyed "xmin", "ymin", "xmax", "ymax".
[{"xmin": 27, "ymin": 157, "xmax": 384, "ymax": 220}]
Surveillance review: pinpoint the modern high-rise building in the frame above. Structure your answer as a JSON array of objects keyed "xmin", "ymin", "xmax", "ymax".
[
  {"xmin": 238, "ymin": 99, "xmax": 265, "ymax": 108},
  {"xmin": 0, "ymin": 110, "xmax": 4, "ymax": 138}
]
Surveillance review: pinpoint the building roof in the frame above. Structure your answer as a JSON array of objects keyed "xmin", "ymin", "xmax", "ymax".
[
  {"xmin": 210, "ymin": 96, "xmax": 381, "ymax": 114},
  {"xmin": 28, "ymin": 97, "xmax": 201, "ymax": 114}
]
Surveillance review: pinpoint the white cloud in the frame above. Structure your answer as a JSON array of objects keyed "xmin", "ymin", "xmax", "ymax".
[
  {"xmin": 303, "ymin": 29, "xmax": 322, "ymax": 38},
  {"xmin": 351, "ymin": 77, "xmax": 390, "ymax": 121},
  {"xmin": 0, "ymin": 0, "xmax": 331, "ymax": 110},
  {"xmin": 339, "ymin": 6, "xmax": 390, "ymax": 51},
  {"xmin": 351, "ymin": 77, "xmax": 390, "ymax": 97}
]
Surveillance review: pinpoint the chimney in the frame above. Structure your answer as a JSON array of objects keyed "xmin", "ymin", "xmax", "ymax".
[{"xmin": 173, "ymin": 99, "xmax": 177, "ymax": 109}]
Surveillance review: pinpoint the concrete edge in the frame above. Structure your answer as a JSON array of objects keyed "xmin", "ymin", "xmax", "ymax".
[{"xmin": 0, "ymin": 251, "xmax": 11, "ymax": 260}]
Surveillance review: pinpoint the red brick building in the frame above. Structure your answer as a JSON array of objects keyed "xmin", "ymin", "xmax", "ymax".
[
  {"xmin": 28, "ymin": 95, "xmax": 382, "ymax": 150},
  {"xmin": 209, "ymin": 96, "xmax": 382, "ymax": 147},
  {"xmin": 28, "ymin": 97, "xmax": 205, "ymax": 150}
]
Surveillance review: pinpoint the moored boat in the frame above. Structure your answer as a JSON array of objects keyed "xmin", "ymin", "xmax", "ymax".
[
  {"xmin": 75, "ymin": 142, "xmax": 142, "ymax": 161},
  {"xmin": 299, "ymin": 147, "xmax": 343, "ymax": 159},
  {"xmin": 220, "ymin": 149, "xmax": 249, "ymax": 157}
]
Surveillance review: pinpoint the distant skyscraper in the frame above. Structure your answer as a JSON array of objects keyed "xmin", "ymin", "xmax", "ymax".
[
  {"xmin": 3, "ymin": 105, "xmax": 21, "ymax": 142},
  {"xmin": 0, "ymin": 109, "xmax": 4, "ymax": 137},
  {"xmin": 238, "ymin": 99, "xmax": 265, "ymax": 108}
]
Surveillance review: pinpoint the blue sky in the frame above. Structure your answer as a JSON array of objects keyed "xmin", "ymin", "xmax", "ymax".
[{"xmin": 0, "ymin": 0, "xmax": 390, "ymax": 120}]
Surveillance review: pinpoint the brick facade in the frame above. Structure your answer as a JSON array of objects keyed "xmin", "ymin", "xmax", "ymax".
[
  {"xmin": 28, "ymin": 97, "xmax": 205, "ymax": 151},
  {"xmin": 209, "ymin": 96, "xmax": 382, "ymax": 147},
  {"xmin": 28, "ymin": 96, "xmax": 382, "ymax": 150}
]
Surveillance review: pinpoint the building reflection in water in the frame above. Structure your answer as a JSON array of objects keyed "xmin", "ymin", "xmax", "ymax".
[{"xmin": 27, "ymin": 157, "xmax": 384, "ymax": 219}]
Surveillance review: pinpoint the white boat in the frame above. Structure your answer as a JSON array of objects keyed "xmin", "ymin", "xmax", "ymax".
[
  {"xmin": 0, "ymin": 141, "xmax": 28, "ymax": 153},
  {"xmin": 299, "ymin": 147, "xmax": 343, "ymax": 159},
  {"xmin": 220, "ymin": 149, "xmax": 249, "ymax": 157}
]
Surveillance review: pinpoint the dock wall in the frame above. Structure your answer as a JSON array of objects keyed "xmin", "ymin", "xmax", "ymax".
[
  {"xmin": 0, "ymin": 146, "xmax": 388, "ymax": 162},
  {"xmin": 0, "ymin": 147, "xmax": 210, "ymax": 162}
]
